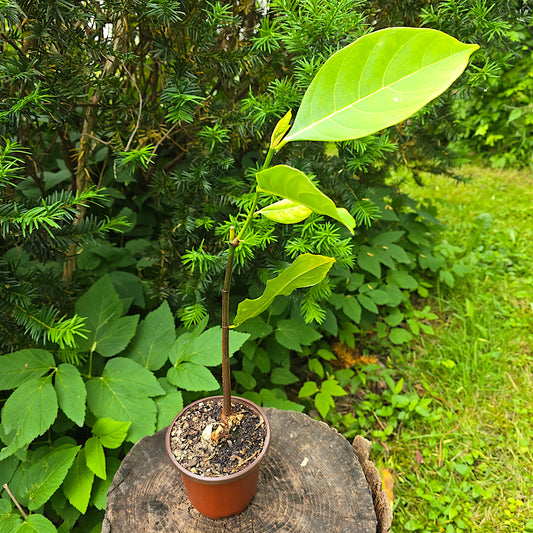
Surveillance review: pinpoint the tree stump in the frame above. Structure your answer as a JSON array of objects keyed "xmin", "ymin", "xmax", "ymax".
[{"xmin": 103, "ymin": 408, "xmax": 390, "ymax": 532}]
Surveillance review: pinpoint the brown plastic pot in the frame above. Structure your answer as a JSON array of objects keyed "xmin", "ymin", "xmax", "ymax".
[{"xmin": 165, "ymin": 395, "xmax": 270, "ymax": 519}]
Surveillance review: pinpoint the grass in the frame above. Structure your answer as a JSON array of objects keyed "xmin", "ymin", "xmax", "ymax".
[{"xmin": 378, "ymin": 165, "xmax": 533, "ymax": 532}]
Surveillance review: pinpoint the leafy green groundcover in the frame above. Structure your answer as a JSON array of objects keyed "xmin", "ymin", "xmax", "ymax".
[{"xmin": 0, "ymin": 275, "xmax": 249, "ymax": 531}]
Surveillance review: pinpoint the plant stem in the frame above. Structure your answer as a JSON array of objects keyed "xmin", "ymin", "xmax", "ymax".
[
  {"xmin": 3, "ymin": 483, "xmax": 28, "ymax": 519},
  {"xmin": 221, "ymin": 226, "xmax": 238, "ymax": 421},
  {"xmin": 220, "ymin": 146, "xmax": 276, "ymax": 421},
  {"xmin": 235, "ymin": 146, "xmax": 275, "ymax": 242}
]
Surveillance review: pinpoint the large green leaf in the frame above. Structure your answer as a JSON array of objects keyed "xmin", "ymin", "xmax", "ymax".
[
  {"xmin": 16, "ymin": 514, "xmax": 58, "ymax": 533},
  {"xmin": 233, "ymin": 254, "xmax": 335, "ymax": 327},
  {"xmin": 154, "ymin": 378, "xmax": 183, "ymax": 431},
  {"xmin": 280, "ymin": 28, "xmax": 478, "ymax": 145},
  {"xmin": 85, "ymin": 437, "xmax": 106, "ymax": 480},
  {"xmin": 92, "ymin": 418, "xmax": 131, "ymax": 449},
  {"xmin": 123, "ymin": 301, "xmax": 175, "ymax": 370},
  {"xmin": 274, "ymin": 319, "xmax": 322, "ymax": 352},
  {"xmin": 0, "ymin": 349, "xmax": 55, "ymax": 390},
  {"xmin": 169, "ymin": 326, "xmax": 249, "ymax": 367},
  {"xmin": 0, "ymin": 376, "xmax": 58, "ymax": 461},
  {"xmin": 75, "ymin": 275, "xmax": 139, "ymax": 357},
  {"xmin": 63, "ymin": 449, "xmax": 94, "ymax": 514},
  {"xmin": 86, "ymin": 358, "xmax": 164, "ymax": 442},
  {"xmin": 167, "ymin": 363, "xmax": 220, "ymax": 392},
  {"xmin": 54, "ymin": 363, "xmax": 86, "ymax": 427},
  {"xmin": 22, "ymin": 444, "xmax": 80, "ymax": 511},
  {"xmin": 256, "ymin": 165, "xmax": 355, "ymax": 233}
]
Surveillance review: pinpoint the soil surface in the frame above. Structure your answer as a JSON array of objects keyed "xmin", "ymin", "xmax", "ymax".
[{"xmin": 169, "ymin": 398, "xmax": 266, "ymax": 477}]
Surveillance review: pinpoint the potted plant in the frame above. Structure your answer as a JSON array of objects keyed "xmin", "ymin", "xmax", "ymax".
[{"xmin": 165, "ymin": 27, "xmax": 478, "ymax": 519}]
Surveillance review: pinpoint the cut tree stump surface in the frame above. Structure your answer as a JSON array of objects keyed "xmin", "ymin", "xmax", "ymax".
[{"xmin": 102, "ymin": 408, "xmax": 381, "ymax": 532}]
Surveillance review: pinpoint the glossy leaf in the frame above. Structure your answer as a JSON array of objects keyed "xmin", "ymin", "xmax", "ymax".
[
  {"xmin": 256, "ymin": 165, "xmax": 355, "ymax": 233},
  {"xmin": 269, "ymin": 109, "xmax": 292, "ymax": 149},
  {"xmin": 257, "ymin": 199, "xmax": 312, "ymax": 224},
  {"xmin": 233, "ymin": 254, "xmax": 335, "ymax": 327},
  {"xmin": 280, "ymin": 28, "xmax": 478, "ymax": 145},
  {"xmin": 54, "ymin": 363, "xmax": 86, "ymax": 427}
]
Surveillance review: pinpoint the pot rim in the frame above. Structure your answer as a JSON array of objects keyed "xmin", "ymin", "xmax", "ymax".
[{"xmin": 165, "ymin": 395, "xmax": 270, "ymax": 485}]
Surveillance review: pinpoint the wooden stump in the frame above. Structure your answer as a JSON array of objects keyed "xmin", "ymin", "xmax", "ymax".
[{"xmin": 103, "ymin": 408, "xmax": 389, "ymax": 532}]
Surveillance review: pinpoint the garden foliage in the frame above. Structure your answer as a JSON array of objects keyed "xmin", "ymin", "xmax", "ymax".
[{"xmin": 0, "ymin": 0, "xmax": 529, "ymax": 530}]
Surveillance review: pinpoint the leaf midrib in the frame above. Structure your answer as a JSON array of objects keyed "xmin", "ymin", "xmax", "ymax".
[{"xmin": 285, "ymin": 44, "xmax": 473, "ymax": 141}]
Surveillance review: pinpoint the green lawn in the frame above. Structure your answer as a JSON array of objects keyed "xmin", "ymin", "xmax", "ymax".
[{"xmin": 383, "ymin": 165, "xmax": 533, "ymax": 532}]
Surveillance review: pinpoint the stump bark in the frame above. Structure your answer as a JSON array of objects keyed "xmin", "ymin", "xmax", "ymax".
[{"xmin": 103, "ymin": 408, "xmax": 390, "ymax": 532}]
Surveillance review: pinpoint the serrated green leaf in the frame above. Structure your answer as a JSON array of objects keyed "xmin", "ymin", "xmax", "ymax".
[
  {"xmin": 75, "ymin": 275, "xmax": 139, "ymax": 357},
  {"xmin": 235, "ymin": 317, "xmax": 273, "ymax": 341},
  {"xmin": 366, "ymin": 288, "xmax": 390, "ymax": 305},
  {"xmin": 0, "ymin": 377, "xmax": 58, "ymax": 461},
  {"xmin": 386, "ymin": 243, "xmax": 411, "ymax": 264},
  {"xmin": 357, "ymin": 294, "xmax": 379, "ymax": 314},
  {"xmin": 439, "ymin": 270, "xmax": 455, "ymax": 287},
  {"xmin": 256, "ymin": 165, "xmax": 355, "ymax": 233},
  {"xmin": 270, "ymin": 367, "xmax": 299, "ymax": 385},
  {"xmin": 173, "ymin": 327, "xmax": 249, "ymax": 367},
  {"xmin": 85, "ymin": 437, "xmax": 106, "ymax": 480},
  {"xmin": 233, "ymin": 370, "xmax": 257, "ymax": 390},
  {"xmin": 54, "ymin": 364, "xmax": 86, "ymax": 427},
  {"xmin": 274, "ymin": 319, "xmax": 322, "ymax": 352},
  {"xmin": 0, "ymin": 349, "xmax": 55, "ymax": 390},
  {"xmin": 154, "ymin": 380, "xmax": 183, "ymax": 432},
  {"xmin": 86, "ymin": 358, "xmax": 163, "ymax": 442},
  {"xmin": 281, "ymin": 28, "xmax": 478, "ymax": 144},
  {"xmin": 167, "ymin": 363, "xmax": 219, "ymax": 391},
  {"xmin": 384, "ymin": 283, "xmax": 405, "ymax": 307},
  {"xmin": 257, "ymin": 199, "xmax": 312, "ymax": 224},
  {"xmin": 321, "ymin": 379, "xmax": 347, "ymax": 397},
  {"xmin": 370, "ymin": 230, "xmax": 405, "ymax": 246},
  {"xmin": 357, "ymin": 249, "xmax": 381, "ymax": 278},
  {"xmin": 17, "ymin": 514, "xmax": 58, "ymax": 533},
  {"xmin": 342, "ymin": 295, "xmax": 362, "ymax": 323},
  {"xmin": 298, "ymin": 381, "xmax": 318, "ymax": 397},
  {"xmin": 0, "ymin": 509, "xmax": 21, "ymax": 533},
  {"xmin": 387, "ymin": 270, "xmax": 418, "ymax": 289},
  {"xmin": 123, "ymin": 301, "xmax": 175, "ymax": 371},
  {"xmin": 389, "ymin": 328, "xmax": 413, "ymax": 345},
  {"xmin": 63, "ymin": 449, "xmax": 94, "ymax": 513},
  {"xmin": 385, "ymin": 308, "xmax": 404, "ymax": 327},
  {"xmin": 22, "ymin": 444, "xmax": 80, "ymax": 511},
  {"xmin": 255, "ymin": 348, "xmax": 271, "ymax": 373},
  {"xmin": 234, "ymin": 254, "xmax": 335, "ymax": 327},
  {"xmin": 314, "ymin": 391, "xmax": 334, "ymax": 418},
  {"xmin": 95, "ymin": 315, "xmax": 140, "ymax": 357},
  {"xmin": 92, "ymin": 418, "xmax": 131, "ymax": 449},
  {"xmin": 90, "ymin": 456, "xmax": 120, "ymax": 511},
  {"xmin": 308, "ymin": 358, "xmax": 324, "ymax": 379}
]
